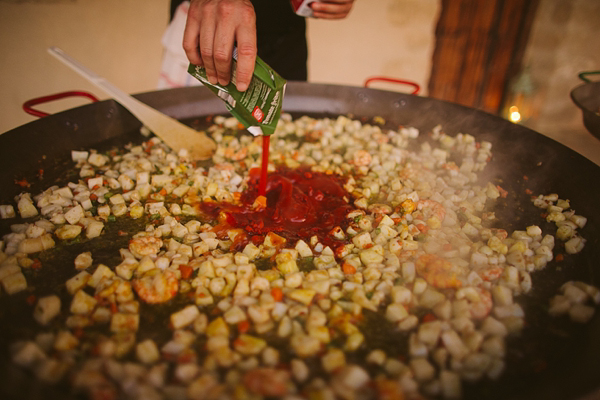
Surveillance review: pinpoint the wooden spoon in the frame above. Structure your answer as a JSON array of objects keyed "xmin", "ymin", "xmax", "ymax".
[{"xmin": 48, "ymin": 47, "xmax": 216, "ymax": 160}]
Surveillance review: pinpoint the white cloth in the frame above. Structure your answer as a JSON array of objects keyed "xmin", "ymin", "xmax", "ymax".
[{"xmin": 157, "ymin": 1, "xmax": 202, "ymax": 89}]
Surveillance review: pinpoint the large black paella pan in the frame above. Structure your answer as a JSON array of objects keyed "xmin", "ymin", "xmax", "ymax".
[{"xmin": 1, "ymin": 82, "xmax": 599, "ymax": 400}]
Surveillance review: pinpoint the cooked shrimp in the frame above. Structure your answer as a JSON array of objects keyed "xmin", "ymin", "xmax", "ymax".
[
  {"xmin": 478, "ymin": 266, "xmax": 503, "ymax": 282},
  {"xmin": 442, "ymin": 162, "xmax": 460, "ymax": 171},
  {"xmin": 492, "ymin": 229, "xmax": 508, "ymax": 240},
  {"xmin": 398, "ymin": 165, "xmax": 419, "ymax": 181},
  {"xmin": 372, "ymin": 132, "xmax": 389, "ymax": 144},
  {"xmin": 214, "ymin": 163, "xmax": 235, "ymax": 171},
  {"xmin": 457, "ymin": 287, "xmax": 493, "ymax": 320},
  {"xmin": 132, "ymin": 269, "xmax": 178, "ymax": 304},
  {"xmin": 416, "ymin": 254, "xmax": 465, "ymax": 289},
  {"xmin": 352, "ymin": 150, "xmax": 372, "ymax": 167},
  {"xmin": 129, "ymin": 236, "xmax": 163, "ymax": 259},
  {"xmin": 368, "ymin": 203, "xmax": 393, "ymax": 215},
  {"xmin": 243, "ymin": 367, "xmax": 291, "ymax": 397},
  {"xmin": 413, "ymin": 200, "xmax": 446, "ymax": 229},
  {"xmin": 224, "ymin": 147, "xmax": 248, "ymax": 161}
]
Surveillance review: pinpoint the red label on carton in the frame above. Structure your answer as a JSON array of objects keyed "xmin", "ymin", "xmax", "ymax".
[
  {"xmin": 290, "ymin": 0, "xmax": 318, "ymax": 17},
  {"xmin": 252, "ymin": 106, "xmax": 264, "ymax": 122}
]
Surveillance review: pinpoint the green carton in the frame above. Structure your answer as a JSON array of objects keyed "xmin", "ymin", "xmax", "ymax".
[{"xmin": 188, "ymin": 51, "xmax": 286, "ymax": 136}]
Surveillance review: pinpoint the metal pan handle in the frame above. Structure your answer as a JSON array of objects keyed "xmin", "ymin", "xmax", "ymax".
[
  {"xmin": 578, "ymin": 71, "xmax": 600, "ymax": 83},
  {"xmin": 23, "ymin": 91, "xmax": 99, "ymax": 118},
  {"xmin": 364, "ymin": 76, "xmax": 420, "ymax": 95}
]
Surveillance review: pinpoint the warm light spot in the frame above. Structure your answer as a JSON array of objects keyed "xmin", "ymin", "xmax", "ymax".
[{"xmin": 508, "ymin": 106, "xmax": 522, "ymax": 123}]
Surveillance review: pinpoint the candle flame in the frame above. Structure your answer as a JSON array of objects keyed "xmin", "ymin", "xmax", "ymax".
[{"xmin": 508, "ymin": 106, "xmax": 521, "ymax": 123}]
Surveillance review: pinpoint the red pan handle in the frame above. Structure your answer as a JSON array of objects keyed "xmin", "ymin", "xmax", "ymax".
[
  {"xmin": 23, "ymin": 91, "xmax": 99, "ymax": 118},
  {"xmin": 363, "ymin": 76, "xmax": 420, "ymax": 95}
]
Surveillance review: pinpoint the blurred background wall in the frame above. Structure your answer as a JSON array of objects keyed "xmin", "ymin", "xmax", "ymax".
[{"xmin": 0, "ymin": 0, "xmax": 598, "ymax": 162}]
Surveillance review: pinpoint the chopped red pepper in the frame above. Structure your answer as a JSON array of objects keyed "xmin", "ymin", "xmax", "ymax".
[
  {"xmin": 237, "ymin": 320, "xmax": 251, "ymax": 334},
  {"xmin": 26, "ymin": 295, "xmax": 37, "ymax": 306},
  {"xmin": 14, "ymin": 178, "xmax": 30, "ymax": 188},
  {"xmin": 179, "ymin": 265, "xmax": 193, "ymax": 280},
  {"xmin": 342, "ymin": 261, "xmax": 357, "ymax": 275},
  {"xmin": 73, "ymin": 328, "xmax": 85, "ymax": 339},
  {"xmin": 31, "ymin": 259, "xmax": 42, "ymax": 270},
  {"xmin": 271, "ymin": 287, "xmax": 284, "ymax": 302},
  {"xmin": 422, "ymin": 313, "xmax": 436, "ymax": 323},
  {"xmin": 496, "ymin": 185, "xmax": 508, "ymax": 198}
]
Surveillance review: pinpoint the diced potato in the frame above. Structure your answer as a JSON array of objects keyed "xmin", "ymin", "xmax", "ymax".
[
  {"xmin": 233, "ymin": 334, "xmax": 266, "ymax": 355},
  {"xmin": 417, "ymin": 321, "xmax": 442, "ymax": 347},
  {"xmin": 11, "ymin": 341, "xmax": 46, "ymax": 368},
  {"xmin": 295, "ymin": 240, "xmax": 313, "ymax": 258},
  {"xmin": 18, "ymin": 193, "xmax": 39, "ymax": 219},
  {"xmin": 491, "ymin": 285, "xmax": 513, "ymax": 306},
  {"xmin": 34, "ymin": 295, "xmax": 61, "ymax": 325},
  {"xmin": 74, "ymin": 251, "xmax": 93, "ymax": 270},
  {"xmin": 333, "ymin": 364, "xmax": 370, "ymax": 390},
  {"xmin": 17, "ymin": 234, "xmax": 55, "ymax": 254},
  {"xmin": 70, "ymin": 290, "xmax": 97, "ymax": 314},
  {"xmin": 88, "ymin": 153, "xmax": 107, "ymax": 167},
  {"xmin": 110, "ymin": 313, "xmax": 139, "ymax": 332},
  {"xmin": 275, "ymin": 252, "xmax": 299, "ymax": 274},
  {"xmin": 137, "ymin": 339, "xmax": 160, "ymax": 364},
  {"xmin": 440, "ymin": 370, "xmax": 462, "ymax": 399},
  {"xmin": 290, "ymin": 334, "xmax": 321, "ymax": 357},
  {"xmin": 54, "ymin": 330, "xmax": 79, "ymax": 351},
  {"xmin": 565, "ymin": 236, "xmax": 586, "ymax": 254},
  {"xmin": 55, "ymin": 224, "xmax": 82, "ymax": 240},
  {"xmin": 569, "ymin": 303, "xmax": 595, "ymax": 323},
  {"xmin": 352, "ymin": 232, "xmax": 373, "ymax": 249},
  {"xmin": 440, "ymin": 330, "xmax": 469, "ymax": 360},
  {"xmin": 170, "ymin": 305, "xmax": 200, "ymax": 330},
  {"xmin": 64, "ymin": 205, "xmax": 84, "ymax": 225},
  {"xmin": 359, "ymin": 249, "xmax": 384, "ymax": 265},
  {"xmin": 0, "ymin": 263, "xmax": 20, "ymax": 280},
  {"xmin": 66, "ymin": 271, "xmax": 91, "ymax": 295},
  {"xmin": 263, "ymin": 232, "xmax": 286, "ymax": 248},
  {"xmin": 88, "ymin": 264, "xmax": 115, "ymax": 288},
  {"xmin": 0, "ymin": 205, "xmax": 16, "ymax": 219},
  {"xmin": 386, "ymin": 303, "xmax": 408, "ymax": 322},
  {"xmin": 86, "ymin": 221, "xmax": 105, "ymax": 239},
  {"xmin": 321, "ymin": 348, "xmax": 346, "ymax": 373},
  {"xmin": 92, "ymin": 307, "xmax": 112, "ymax": 324},
  {"xmin": 34, "ymin": 358, "xmax": 69, "ymax": 384},
  {"xmin": 410, "ymin": 358, "xmax": 435, "ymax": 382},
  {"xmin": 1, "ymin": 271, "xmax": 27, "ymax": 295},
  {"xmin": 288, "ymin": 289, "xmax": 316, "ymax": 306}
]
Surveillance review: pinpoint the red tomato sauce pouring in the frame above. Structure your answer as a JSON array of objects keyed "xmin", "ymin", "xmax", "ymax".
[
  {"xmin": 199, "ymin": 166, "xmax": 355, "ymax": 252},
  {"xmin": 258, "ymin": 135, "xmax": 270, "ymax": 197}
]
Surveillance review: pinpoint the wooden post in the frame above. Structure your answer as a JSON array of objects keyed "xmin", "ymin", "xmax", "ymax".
[{"xmin": 428, "ymin": 0, "xmax": 539, "ymax": 114}]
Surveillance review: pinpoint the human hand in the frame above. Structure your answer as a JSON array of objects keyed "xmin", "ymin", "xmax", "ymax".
[
  {"xmin": 311, "ymin": 0, "xmax": 355, "ymax": 19},
  {"xmin": 183, "ymin": 0, "xmax": 257, "ymax": 91}
]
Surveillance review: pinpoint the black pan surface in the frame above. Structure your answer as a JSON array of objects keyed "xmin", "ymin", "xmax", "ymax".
[{"xmin": 1, "ymin": 83, "xmax": 600, "ymax": 400}]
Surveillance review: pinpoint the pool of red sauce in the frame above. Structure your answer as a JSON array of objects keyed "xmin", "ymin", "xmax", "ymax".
[{"xmin": 198, "ymin": 166, "xmax": 355, "ymax": 253}]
